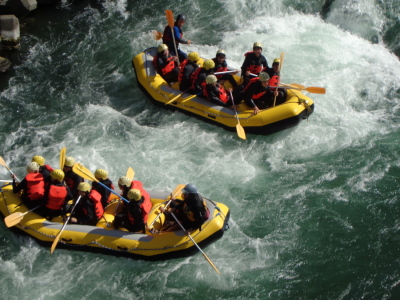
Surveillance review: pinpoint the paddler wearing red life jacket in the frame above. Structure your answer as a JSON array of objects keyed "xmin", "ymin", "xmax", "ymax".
[
  {"xmin": 212, "ymin": 49, "xmax": 239, "ymax": 88},
  {"xmin": 153, "ymin": 44, "xmax": 179, "ymax": 85},
  {"xmin": 204, "ymin": 75, "xmax": 242, "ymax": 107},
  {"xmin": 190, "ymin": 59, "xmax": 215, "ymax": 95},
  {"xmin": 91, "ymin": 168, "xmax": 114, "ymax": 209},
  {"xmin": 113, "ymin": 188, "xmax": 151, "ymax": 233},
  {"xmin": 69, "ymin": 182, "xmax": 104, "ymax": 226},
  {"xmin": 43, "ymin": 169, "xmax": 73, "ymax": 220},
  {"xmin": 63, "ymin": 156, "xmax": 84, "ymax": 198},
  {"xmin": 241, "ymin": 42, "xmax": 269, "ymax": 86},
  {"xmin": 11, "ymin": 161, "xmax": 46, "ymax": 210},
  {"xmin": 178, "ymin": 51, "xmax": 199, "ymax": 92},
  {"xmin": 162, "ymin": 14, "xmax": 192, "ymax": 63},
  {"xmin": 31, "ymin": 155, "xmax": 53, "ymax": 187}
]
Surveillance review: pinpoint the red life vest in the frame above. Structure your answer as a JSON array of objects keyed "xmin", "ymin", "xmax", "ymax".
[
  {"xmin": 152, "ymin": 54, "xmax": 176, "ymax": 75},
  {"xmin": 130, "ymin": 180, "xmax": 151, "ymax": 221},
  {"xmin": 25, "ymin": 173, "xmax": 45, "ymax": 201},
  {"xmin": 46, "ymin": 185, "xmax": 68, "ymax": 210},
  {"xmin": 82, "ymin": 190, "xmax": 104, "ymax": 220},
  {"xmin": 245, "ymin": 77, "xmax": 267, "ymax": 100},
  {"xmin": 177, "ymin": 59, "xmax": 189, "ymax": 83},
  {"xmin": 190, "ymin": 68, "xmax": 207, "ymax": 90},
  {"xmin": 162, "ymin": 25, "xmax": 182, "ymax": 44},
  {"xmin": 203, "ymin": 84, "xmax": 229, "ymax": 103},
  {"xmin": 244, "ymin": 51, "xmax": 263, "ymax": 74},
  {"xmin": 43, "ymin": 164, "xmax": 54, "ymax": 173},
  {"xmin": 268, "ymin": 75, "xmax": 280, "ymax": 91},
  {"xmin": 212, "ymin": 58, "xmax": 228, "ymax": 79}
]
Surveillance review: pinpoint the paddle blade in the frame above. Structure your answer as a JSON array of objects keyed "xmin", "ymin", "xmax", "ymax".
[
  {"xmin": 72, "ymin": 163, "xmax": 97, "ymax": 182},
  {"xmin": 59, "ymin": 147, "xmax": 66, "ymax": 169},
  {"xmin": 236, "ymin": 124, "xmax": 246, "ymax": 140},
  {"xmin": 50, "ymin": 233, "xmax": 62, "ymax": 254},
  {"xmin": 165, "ymin": 92, "xmax": 183, "ymax": 105},
  {"xmin": 151, "ymin": 30, "xmax": 163, "ymax": 40},
  {"xmin": 171, "ymin": 184, "xmax": 185, "ymax": 198},
  {"xmin": 278, "ymin": 52, "xmax": 285, "ymax": 72},
  {"xmin": 4, "ymin": 212, "xmax": 24, "ymax": 227},
  {"xmin": 126, "ymin": 167, "xmax": 135, "ymax": 181},
  {"xmin": 166, "ymin": 10, "xmax": 174, "ymax": 28},
  {"xmin": 0, "ymin": 156, "xmax": 7, "ymax": 168},
  {"xmin": 305, "ymin": 87, "xmax": 326, "ymax": 94}
]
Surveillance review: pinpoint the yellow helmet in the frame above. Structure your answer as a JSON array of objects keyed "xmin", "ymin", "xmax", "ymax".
[
  {"xmin": 188, "ymin": 52, "xmax": 200, "ymax": 63},
  {"xmin": 273, "ymin": 58, "xmax": 280, "ymax": 65},
  {"xmin": 216, "ymin": 49, "xmax": 226, "ymax": 57},
  {"xmin": 94, "ymin": 168, "xmax": 108, "ymax": 180},
  {"xmin": 206, "ymin": 75, "xmax": 218, "ymax": 84},
  {"xmin": 51, "ymin": 169, "xmax": 65, "ymax": 181},
  {"xmin": 77, "ymin": 182, "xmax": 91, "ymax": 192},
  {"xmin": 26, "ymin": 162, "xmax": 40, "ymax": 173},
  {"xmin": 127, "ymin": 189, "xmax": 142, "ymax": 201},
  {"xmin": 64, "ymin": 157, "xmax": 75, "ymax": 167},
  {"xmin": 253, "ymin": 42, "xmax": 263, "ymax": 49},
  {"xmin": 203, "ymin": 59, "xmax": 215, "ymax": 70},
  {"xmin": 32, "ymin": 156, "xmax": 45, "ymax": 166},
  {"xmin": 158, "ymin": 44, "xmax": 168, "ymax": 53},
  {"xmin": 259, "ymin": 72, "xmax": 270, "ymax": 82},
  {"xmin": 118, "ymin": 176, "xmax": 132, "ymax": 188}
]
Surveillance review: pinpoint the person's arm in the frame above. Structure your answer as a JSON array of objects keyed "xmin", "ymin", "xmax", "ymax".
[
  {"xmin": 12, "ymin": 177, "xmax": 26, "ymax": 194},
  {"xmin": 173, "ymin": 26, "xmax": 189, "ymax": 44}
]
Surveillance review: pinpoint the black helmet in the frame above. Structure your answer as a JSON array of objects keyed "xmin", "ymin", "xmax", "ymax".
[
  {"xmin": 176, "ymin": 14, "xmax": 186, "ymax": 22},
  {"xmin": 182, "ymin": 183, "xmax": 198, "ymax": 194}
]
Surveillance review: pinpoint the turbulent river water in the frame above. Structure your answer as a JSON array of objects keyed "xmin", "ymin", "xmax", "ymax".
[{"xmin": 0, "ymin": 0, "xmax": 400, "ymax": 299}]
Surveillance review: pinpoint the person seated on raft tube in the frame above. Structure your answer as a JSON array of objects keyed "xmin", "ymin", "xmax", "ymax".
[
  {"xmin": 113, "ymin": 189, "xmax": 151, "ymax": 233},
  {"xmin": 91, "ymin": 168, "xmax": 114, "ymax": 209},
  {"xmin": 162, "ymin": 14, "xmax": 192, "ymax": 63},
  {"xmin": 117, "ymin": 176, "xmax": 151, "ymax": 210},
  {"xmin": 43, "ymin": 169, "xmax": 73, "ymax": 220},
  {"xmin": 212, "ymin": 49, "xmax": 239, "ymax": 88},
  {"xmin": 160, "ymin": 183, "xmax": 209, "ymax": 234},
  {"xmin": 178, "ymin": 51, "xmax": 200, "ymax": 92},
  {"xmin": 69, "ymin": 182, "xmax": 104, "ymax": 226},
  {"xmin": 204, "ymin": 75, "xmax": 242, "ymax": 108},
  {"xmin": 265, "ymin": 57, "xmax": 281, "ymax": 78},
  {"xmin": 190, "ymin": 59, "xmax": 215, "ymax": 95},
  {"xmin": 153, "ymin": 44, "xmax": 179, "ymax": 85},
  {"xmin": 63, "ymin": 156, "xmax": 84, "ymax": 199},
  {"xmin": 241, "ymin": 42, "xmax": 269, "ymax": 86},
  {"xmin": 243, "ymin": 72, "xmax": 287, "ymax": 115},
  {"xmin": 11, "ymin": 162, "xmax": 46, "ymax": 210},
  {"xmin": 31, "ymin": 155, "xmax": 54, "ymax": 187}
]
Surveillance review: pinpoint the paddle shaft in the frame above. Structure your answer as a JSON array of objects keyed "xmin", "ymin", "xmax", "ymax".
[
  {"xmin": 50, "ymin": 195, "xmax": 81, "ymax": 254},
  {"xmin": 165, "ymin": 88, "xmax": 191, "ymax": 105},
  {"xmin": 166, "ymin": 10, "xmax": 180, "ymax": 67},
  {"xmin": 170, "ymin": 212, "xmax": 220, "ymax": 275}
]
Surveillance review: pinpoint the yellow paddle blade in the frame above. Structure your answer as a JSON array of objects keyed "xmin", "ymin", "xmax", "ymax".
[
  {"xmin": 4, "ymin": 212, "xmax": 24, "ymax": 227},
  {"xmin": 50, "ymin": 233, "xmax": 62, "ymax": 254},
  {"xmin": 126, "ymin": 167, "xmax": 135, "ymax": 181},
  {"xmin": 72, "ymin": 163, "xmax": 97, "ymax": 182},
  {"xmin": 59, "ymin": 147, "xmax": 66, "ymax": 169},
  {"xmin": 305, "ymin": 87, "xmax": 326, "ymax": 94},
  {"xmin": 279, "ymin": 52, "xmax": 285, "ymax": 72},
  {"xmin": 165, "ymin": 92, "xmax": 184, "ymax": 105},
  {"xmin": 0, "ymin": 155, "xmax": 7, "ymax": 168},
  {"xmin": 236, "ymin": 124, "xmax": 246, "ymax": 140},
  {"xmin": 166, "ymin": 10, "xmax": 174, "ymax": 28}
]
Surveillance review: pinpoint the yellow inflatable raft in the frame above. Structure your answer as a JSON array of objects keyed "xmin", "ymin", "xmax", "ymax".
[
  {"xmin": 132, "ymin": 47, "xmax": 314, "ymax": 136},
  {"xmin": 0, "ymin": 182, "xmax": 230, "ymax": 259}
]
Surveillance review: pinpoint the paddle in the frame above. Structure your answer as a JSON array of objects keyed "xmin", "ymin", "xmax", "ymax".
[
  {"xmin": 214, "ymin": 70, "xmax": 238, "ymax": 75},
  {"xmin": 273, "ymin": 52, "xmax": 284, "ymax": 107},
  {"xmin": 148, "ymin": 184, "xmax": 185, "ymax": 229},
  {"xmin": 50, "ymin": 195, "xmax": 81, "ymax": 254},
  {"xmin": 4, "ymin": 205, "xmax": 41, "ymax": 227},
  {"xmin": 72, "ymin": 163, "xmax": 129, "ymax": 204},
  {"xmin": 152, "ymin": 30, "xmax": 163, "ymax": 40},
  {"xmin": 165, "ymin": 88, "xmax": 191, "ymax": 105},
  {"xmin": 59, "ymin": 147, "xmax": 66, "ymax": 169},
  {"xmin": 230, "ymin": 90, "xmax": 246, "ymax": 140},
  {"xmin": 0, "ymin": 155, "xmax": 20, "ymax": 182},
  {"xmin": 170, "ymin": 211, "xmax": 220, "ymax": 275},
  {"xmin": 166, "ymin": 10, "xmax": 180, "ymax": 67},
  {"xmin": 126, "ymin": 167, "xmax": 135, "ymax": 181},
  {"xmin": 283, "ymin": 83, "xmax": 326, "ymax": 94}
]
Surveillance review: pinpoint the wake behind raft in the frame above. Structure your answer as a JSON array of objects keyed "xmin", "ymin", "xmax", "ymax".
[
  {"xmin": 0, "ymin": 183, "xmax": 230, "ymax": 260},
  {"xmin": 132, "ymin": 47, "xmax": 315, "ymax": 137}
]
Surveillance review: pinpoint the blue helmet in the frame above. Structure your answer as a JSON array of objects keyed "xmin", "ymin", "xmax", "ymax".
[
  {"xmin": 176, "ymin": 14, "xmax": 186, "ymax": 22},
  {"xmin": 182, "ymin": 183, "xmax": 198, "ymax": 194}
]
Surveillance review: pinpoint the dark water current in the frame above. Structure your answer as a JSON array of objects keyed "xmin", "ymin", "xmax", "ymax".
[{"xmin": 0, "ymin": 0, "xmax": 400, "ymax": 299}]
